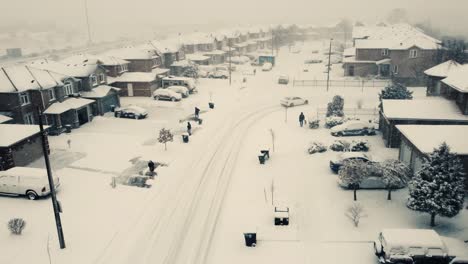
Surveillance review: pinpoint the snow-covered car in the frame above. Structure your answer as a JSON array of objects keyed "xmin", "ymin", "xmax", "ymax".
[
  {"xmin": 262, "ymin": 62, "xmax": 273, "ymax": 71},
  {"xmin": 304, "ymin": 58, "xmax": 322, "ymax": 64},
  {"xmin": 311, "ymin": 50, "xmax": 319, "ymax": 54},
  {"xmin": 374, "ymin": 229, "xmax": 453, "ymax": 264},
  {"xmin": 153, "ymin": 89, "xmax": 182, "ymax": 102},
  {"xmin": 330, "ymin": 121, "xmax": 376, "ymax": 137},
  {"xmin": 114, "ymin": 105, "xmax": 148, "ymax": 119},
  {"xmin": 278, "ymin": 75, "xmax": 289, "ymax": 84},
  {"xmin": 280, "ymin": 96, "xmax": 308, "ymax": 107},
  {"xmin": 329, "ymin": 152, "xmax": 373, "ymax": 173},
  {"xmin": 337, "ymin": 175, "xmax": 404, "ymax": 189},
  {"xmin": 167, "ymin": 86, "xmax": 189, "ymax": 98},
  {"xmin": 208, "ymin": 70, "xmax": 229, "ymax": 79}
]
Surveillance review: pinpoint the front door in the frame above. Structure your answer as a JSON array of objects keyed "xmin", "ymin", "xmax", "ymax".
[{"xmin": 127, "ymin": 83, "xmax": 134, "ymax": 97}]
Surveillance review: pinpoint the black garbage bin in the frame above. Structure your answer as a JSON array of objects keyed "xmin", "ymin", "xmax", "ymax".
[
  {"xmin": 258, "ymin": 155, "xmax": 265, "ymax": 164},
  {"xmin": 208, "ymin": 102, "xmax": 215, "ymax": 109},
  {"xmin": 64, "ymin": 124, "xmax": 72, "ymax": 133},
  {"xmin": 198, "ymin": 119, "xmax": 203, "ymax": 125},
  {"xmin": 243, "ymin": 233, "xmax": 257, "ymax": 247},
  {"xmin": 182, "ymin": 134, "xmax": 189, "ymax": 143},
  {"xmin": 110, "ymin": 105, "xmax": 116, "ymax": 112}
]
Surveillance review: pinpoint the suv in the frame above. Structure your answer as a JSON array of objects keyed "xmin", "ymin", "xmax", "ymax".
[{"xmin": 331, "ymin": 121, "xmax": 376, "ymax": 137}]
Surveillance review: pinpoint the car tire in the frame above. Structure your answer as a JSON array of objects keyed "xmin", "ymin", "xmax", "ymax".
[
  {"xmin": 115, "ymin": 112, "xmax": 121, "ymax": 118},
  {"xmin": 154, "ymin": 96, "xmax": 160, "ymax": 101},
  {"xmin": 171, "ymin": 97, "xmax": 176, "ymax": 102},
  {"xmin": 135, "ymin": 115, "xmax": 139, "ymax": 120},
  {"xmin": 26, "ymin": 190, "xmax": 38, "ymax": 200},
  {"xmin": 337, "ymin": 132, "xmax": 344, "ymax": 137},
  {"xmin": 289, "ymin": 103, "xmax": 293, "ymax": 107},
  {"xmin": 304, "ymin": 100, "xmax": 309, "ymax": 104}
]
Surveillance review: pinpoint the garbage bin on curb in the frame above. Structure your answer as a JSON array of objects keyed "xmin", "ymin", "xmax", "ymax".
[
  {"xmin": 258, "ymin": 155, "xmax": 265, "ymax": 164},
  {"xmin": 243, "ymin": 233, "xmax": 257, "ymax": 247},
  {"xmin": 182, "ymin": 134, "xmax": 189, "ymax": 143},
  {"xmin": 198, "ymin": 119, "xmax": 203, "ymax": 125},
  {"xmin": 110, "ymin": 105, "xmax": 116, "ymax": 112},
  {"xmin": 64, "ymin": 124, "xmax": 72, "ymax": 133},
  {"xmin": 208, "ymin": 102, "xmax": 215, "ymax": 109}
]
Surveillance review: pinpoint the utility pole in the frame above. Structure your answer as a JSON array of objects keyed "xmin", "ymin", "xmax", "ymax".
[
  {"xmin": 37, "ymin": 107, "xmax": 66, "ymax": 249},
  {"xmin": 84, "ymin": 0, "xmax": 92, "ymax": 46},
  {"xmin": 228, "ymin": 42, "xmax": 232, "ymax": 86},
  {"xmin": 271, "ymin": 29, "xmax": 274, "ymax": 56},
  {"xmin": 326, "ymin": 38, "xmax": 333, "ymax": 92}
]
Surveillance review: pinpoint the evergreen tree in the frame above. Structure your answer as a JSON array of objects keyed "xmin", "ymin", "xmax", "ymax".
[
  {"xmin": 407, "ymin": 143, "xmax": 465, "ymax": 227},
  {"xmin": 326, "ymin": 95, "xmax": 345, "ymax": 117},
  {"xmin": 379, "ymin": 83, "xmax": 413, "ymax": 101}
]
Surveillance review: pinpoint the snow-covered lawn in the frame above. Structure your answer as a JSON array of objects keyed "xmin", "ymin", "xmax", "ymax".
[{"xmin": 0, "ymin": 41, "xmax": 466, "ymax": 264}]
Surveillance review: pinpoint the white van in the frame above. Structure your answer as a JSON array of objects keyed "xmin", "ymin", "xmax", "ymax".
[
  {"xmin": 374, "ymin": 229, "xmax": 453, "ymax": 264},
  {"xmin": 161, "ymin": 76, "xmax": 197, "ymax": 93},
  {"xmin": 0, "ymin": 167, "xmax": 60, "ymax": 200}
]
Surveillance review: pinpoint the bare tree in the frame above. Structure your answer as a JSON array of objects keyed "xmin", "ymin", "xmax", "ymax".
[
  {"xmin": 346, "ymin": 203, "xmax": 367, "ymax": 227},
  {"xmin": 158, "ymin": 128, "xmax": 174, "ymax": 151}
]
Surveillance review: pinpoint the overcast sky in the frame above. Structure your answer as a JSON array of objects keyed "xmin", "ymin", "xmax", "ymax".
[{"xmin": 2, "ymin": 0, "xmax": 468, "ymax": 38}]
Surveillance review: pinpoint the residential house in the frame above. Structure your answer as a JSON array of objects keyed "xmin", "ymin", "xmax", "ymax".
[
  {"xmin": 186, "ymin": 54, "xmax": 211, "ymax": 65},
  {"xmin": 439, "ymin": 64, "xmax": 468, "ymax": 115},
  {"xmin": 379, "ymin": 98, "xmax": 468, "ymax": 148},
  {"xmin": 149, "ymin": 40, "xmax": 185, "ymax": 68},
  {"xmin": 103, "ymin": 47, "xmax": 160, "ymax": 72},
  {"xmin": 397, "ymin": 125, "xmax": 468, "ymax": 189},
  {"xmin": 202, "ymin": 50, "xmax": 226, "ymax": 64},
  {"xmin": 424, "ymin": 60, "xmax": 462, "ymax": 96},
  {"xmin": 0, "ymin": 124, "xmax": 48, "ymax": 171},
  {"xmin": 169, "ymin": 60, "xmax": 193, "ymax": 76},
  {"xmin": 181, "ymin": 33, "xmax": 216, "ymax": 54}
]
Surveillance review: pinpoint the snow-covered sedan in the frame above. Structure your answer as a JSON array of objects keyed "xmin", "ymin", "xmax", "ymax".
[
  {"xmin": 114, "ymin": 105, "xmax": 148, "ymax": 119},
  {"xmin": 331, "ymin": 121, "xmax": 377, "ymax": 137},
  {"xmin": 208, "ymin": 70, "xmax": 229, "ymax": 79},
  {"xmin": 278, "ymin": 75, "xmax": 289, "ymax": 84},
  {"xmin": 167, "ymin": 86, "xmax": 189, "ymax": 98},
  {"xmin": 329, "ymin": 152, "xmax": 373, "ymax": 173},
  {"xmin": 153, "ymin": 89, "xmax": 182, "ymax": 102},
  {"xmin": 262, "ymin": 62, "xmax": 273, "ymax": 71},
  {"xmin": 280, "ymin": 97, "xmax": 308, "ymax": 107}
]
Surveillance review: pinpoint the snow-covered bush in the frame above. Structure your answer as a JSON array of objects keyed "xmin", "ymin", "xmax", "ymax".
[
  {"xmin": 307, "ymin": 142, "xmax": 327, "ymax": 154},
  {"xmin": 379, "ymin": 83, "xmax": 413, "ymax": 101},
  {"xmin": 308, "ymin": 118, "xmax": 320, "ymax": 129},
  {"xmin": 330, "ymin": 139, "xmax": 369, "ymax": 152},
  {"xmin": 326, "ymin": 95, "xmax": 344, "ymax": 117},
  {"xmin": 345, "ymin": 203, "xmax": 366, "ymax": 227},
  {"xmin": 350, "ymin": 139, "xmax": 369, "ymax": 152},
  {"xmin": 407, "ymin": 143, "xmax": 465, "ymax": 227},
  {"xmin": 330, "ymin": 140, "xmax": 351, "ymax": 152},
  {"xmin": 325, "ymin": 116, "xmax": 345, "ymax": 128},
  {"xmin": 8, "ymin": 218, "xmax": 26, "ymax": 235}
]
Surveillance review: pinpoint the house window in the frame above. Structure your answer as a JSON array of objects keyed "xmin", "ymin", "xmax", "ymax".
[
  {"xmin": 64, "ymin": 81, "xmax": 74, "ymax": 96},
  {"xmin": 409, "ymin": 49, "xmax": 418, "ymax": 58},
  {"xmin": 19, "ymin": 92, "xmax": 30, "ymax": 106},
  {"xmin": 381, "ymin": 49, "xmax": 389, "ymax": 56},
  {"xmin": 392, "ymin": 65, "xmax": 399, "ymax": 74},
  {"xmin": 98, "ymin": 73, "xmax": 105, "ymax": 84},
  {"xmin": 48, "ymin": 89, "xmax": 56, "ymax": 101},
  {"xmin": 24, "ymin": 112, "xmax": 34, "ymax": 125},
  {"xmin": 90, "ymin": 74, "xmax": 98, "ymax": 86}
]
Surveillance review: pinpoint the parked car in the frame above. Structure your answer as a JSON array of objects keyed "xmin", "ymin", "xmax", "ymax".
[
  {"xmin": 330, "ymin": 121, "xmax": 376, "ymax": 137},
  {"xmin": 304, "ymin": 58, "xmax": 322, "ymax": 64},
  {"xmin": 114, "ymin": 105, "xmax": 148, "ymax": 119},
  {"xmin": 280, "ymin": 96, "xmax": 308, "ymax": 107},
  {"xmin": 278, "ymin": 75, "xmax": 289, "ymax": 84},
  {"xmin": 329, "ymin": 152, "xmax": 373, "ymax": 173},
  {"xmin": 0, "ymin": 167, "xmax": 60, "ymax": 200},
  {"xmin": 262, "ymin": 62, "xmax": 273, "ymax": 71},
  {"xmin": 337, "ymin": 175, "xmax": 404, "ymax": 189},
  {"xmin": 374, "ymin": 229, "xmax": 453, "ymax": 264},
  {"xmin": 168, "ymin": 86, "xmax": 189, "ymax": 98},
  {"xmin": 153, "ymin": 89, "xmax": 182, "ymax": 102},
  {"xmin": 208, "ymin": 70, "xmax": 229, "ymax": 79}
]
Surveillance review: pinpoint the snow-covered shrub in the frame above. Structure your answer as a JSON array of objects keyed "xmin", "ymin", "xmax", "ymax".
[
  {"xmin": 307, "ymin": 118, "xmax": 320, "ymax": 129},
  {"xmin": 379, "ymin": 83, "xmax": 413, "ymax": 101},
  {"xmin": 307, "ymin": 142, "xmax": 327, "ymax": 154},
  {"xmin": 8, "ymin": 218, "xmax": 26, "ymax": 235},
  {"xmin": 345, "ymin": 203, "xmax": 366, "ymax": 227},
  {"xmin": 325, "ymin": 116, "xmax": 345, "ymax": 128},
  {"xmin": 350, "ymin": 139, "xmax": 369, "ymax": 152},
  {"xmin": 330, "ymin": 140, "xmax": 351, "ymax": 152},
  {"xmin": 326, "ymin": 95, "xmax": 344, "ymax": 117}
]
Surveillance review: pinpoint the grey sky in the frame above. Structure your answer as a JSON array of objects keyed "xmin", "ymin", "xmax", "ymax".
[{"xmin": 1, "ymin": 0, "xmax": 467, "ymax": 38}]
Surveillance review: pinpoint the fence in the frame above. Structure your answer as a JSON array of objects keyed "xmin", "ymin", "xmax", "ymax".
[
  {"xmin": 293, "ymin": 79, "xmax": 391, "ymax": 88},
  {"xmin": 315, "ymin": 107, "xmax": 379, "ymax": 120}
]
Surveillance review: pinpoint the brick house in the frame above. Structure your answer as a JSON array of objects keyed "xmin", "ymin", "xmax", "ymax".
[
  {"xmin": 0, "ymin": 124, "xmax": 49, "ymax": 171},
  {"xmin": 108, "ymin": 69, "xmax": 169, "ymax": 97},
  {"xmin": 397, "ymin": 125, "xmax": 468, "ymax": 189},
  {"xmin": 379, "ymin": 98, "xmax": 468, "ymax": 148},
  {"xmin": 103, "ymin": 47, "xmax": 161, "ymax": 72}
]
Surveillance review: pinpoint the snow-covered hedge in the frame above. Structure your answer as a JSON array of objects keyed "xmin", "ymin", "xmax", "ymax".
[
  {"xmin": 308, "ymin": 118, "xmax": 320, "ymax": 129},
  {"xmin": 350, "ymin": 139, "xmax": 369, "ymax": 152},
  {"xmin": 330, "ymin": 139, "xmax": 369, "ymax": 152},
  {"xmin": 325, "ymin": 116, "xmax": 345, "ymax": 128},
  {"xmin": 330, "ymin": 140, "xmax": 350, "ymax": 151},
  {"xmin": 307, "ymin": 142, "xmax": 327, "ymax": 154}
]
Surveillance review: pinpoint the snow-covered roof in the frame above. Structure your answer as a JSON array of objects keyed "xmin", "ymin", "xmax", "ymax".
[
  {"xmin": 0, "ymin": 124, "xmax": 42, "ymax": 147},
  {"xmin": 148, "ymin": 40, "xmax": 182, "ymax": 54},
  {"xmin": 170, "ymin": 60, "xmax": 192, "ymax": 67},
  {"xmin": 441, "ymin": 64, "xmax": 468, "ymax": 93},
  {"xmin": 203, "ymin": 50, "xmax": 226, "ymax": 55},
  {"xmin": 343, "ymin": 47, "xmax": 356, "ymax": 57},
  {"xmin": 102, "ymin": 47, "xmax": 155, "ymax": 60},
  {"xmin": 424, "ymin": 60, "xmax": 462, "ymax": 78},
  {"xmin": 152, "ymin": 68, "xmax": 170, "ymax": 76},
  {"xmin": 381, "ymin": 229, "xmax": 447, "ymax": 251},
  {"xmin": 382, "ymin": 98, "xmax": 468, "ymax": 121},
  {"xmin": 180, "ymin": 33, "xmax": 214, "ymax": 45},
  {"xmin": 30, "ymin": 59, "xmax": 98, "ymax": 78},
  {"xmin": 80, "ymin": 85, "xmax": 120, "ymax": 98},
  {"xmin": 0, "ymin": 65, "xmax": 63, "ymax": 93},
  {"xmin": 61, "ymin": 54, "xmax": 129, "ymax": 66},
  {"xmin": 186, "ymin": 54, "xmax": 210, "ymax": 62},
  {"xmin": 343, "ymin": 56, "xmax": 376, "ymax": 64},
  {"xmin": 44, "ymin": 98, "xmax": 94, "ymax": 114},
  {"xmin": 0, "ymin": 114, "xmax": 12, "ymax": 123},
  {"xmin": 0, "ymin": 167, "xmax": 48, "ymax": 178},
  {"xmin": 109, "ymin": 72, "xmax": 157, "ymax": 83},
  {"xmin": 397, "ymin": 125, "xmax": 468, "ymax": 155}
]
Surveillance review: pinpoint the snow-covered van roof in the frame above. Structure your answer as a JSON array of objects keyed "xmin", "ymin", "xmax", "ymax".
[
  {"xmin": 0, "ymin": 124, "xmax": 42, "ymax": 147},
  {"xmin": 381, "ymin": 229, "xmax": 447, "ymax": 253},
  {"xmin": 441, "ymin": 64, "xmax": 468, "ymax": 93},
  {"xmin": 0, "ymin": 167, "xmax": 48, "ymax": 178},
  {"xmin": 424, "ymin": 60, "xmax": 462, "ymax": 78},
  {"xmin": 396, "ymin": 125, "xmax": 468, "ymax": 155},
  {"xmin": 381, "ymin": 98, "xmax": 468, "ymax": 121}
]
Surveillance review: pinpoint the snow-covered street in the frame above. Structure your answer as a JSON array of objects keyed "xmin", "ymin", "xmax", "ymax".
[{"xmin": 1, "ymin": 41, "xmax": 467, "ymax": 264}]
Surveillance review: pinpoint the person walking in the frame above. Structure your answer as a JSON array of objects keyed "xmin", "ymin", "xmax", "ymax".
[
  {"xmin": 194, "ymin": 107, "xmax": 200, "ymax": 119},
  {"xmin": 148, "ymin": 160, "xmax": 155, "ymax": 172},
  {"xmin": 299, "ymin": 112, "xmax": 305, "ymax": 127},
  {"xmin": 253, "ymin": 69, "xmax": 256, "ymax": 75},
  {"xmin": 187, "ymin": 121, "xmax": 192, "ymax": 135}
]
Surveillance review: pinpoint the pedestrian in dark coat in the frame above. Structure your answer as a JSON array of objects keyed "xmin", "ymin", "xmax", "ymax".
[
  {"xmin": 148, "ymin": 160, "xmax": 155, "ymax": 172},
  {"xmin": 194, "ymin": 107, "xmax": 200, "ymax": 118},
  {"xmin": 253, "ymin": 69, "xmax": 256, "ymax": 75},
  {"xmin": 299, "ymin": 112, "xmax": 305, "ymax": 127},
  {"xmin": 187, "ymin": 122, "xmax": 192, "ymax": 135}
]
